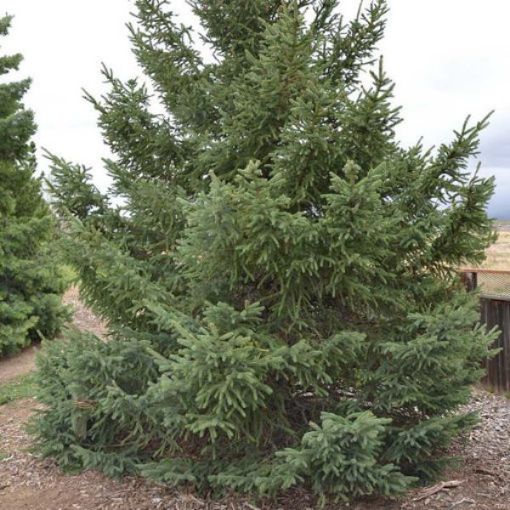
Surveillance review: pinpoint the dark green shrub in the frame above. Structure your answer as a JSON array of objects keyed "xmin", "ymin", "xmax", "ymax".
[
  {"xmin": 0, "ymin": 15, "xmax": 69, "ymax": 357},
  {"xmin": 36, "ymin": 0, "xmax": 497, "ymax": 502}
]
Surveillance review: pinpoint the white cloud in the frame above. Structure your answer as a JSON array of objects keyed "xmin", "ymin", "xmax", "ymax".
[{"xmin": 1, "ymin": 0, "xmax": 140, "ymax": 190}]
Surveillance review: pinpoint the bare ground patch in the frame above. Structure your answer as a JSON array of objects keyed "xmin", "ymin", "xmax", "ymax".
[{"xmin": 0, "ymin": 347, "xmax": 40, "ymax": 386}]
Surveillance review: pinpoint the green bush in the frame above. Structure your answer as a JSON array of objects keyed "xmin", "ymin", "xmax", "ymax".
[
  {"xmin": 0, "ymin": 15, "xmax": 69, "ymax": 357},
  {"xmin": 35, "ymin": 0, "xmax": 497, "ymax": 503}
]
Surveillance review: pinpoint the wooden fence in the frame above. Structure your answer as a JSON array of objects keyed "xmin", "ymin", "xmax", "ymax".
[
  {"xmin": 480, "ymin": 297, "xmax": 510, "ymax": 391},
  {"xmin": 463, "ymin": 269, "xmax": 510, "ymax": 392}
]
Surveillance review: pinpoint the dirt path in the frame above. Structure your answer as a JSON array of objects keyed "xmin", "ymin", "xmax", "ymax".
[
  {"xmin": 1, "ymin": 291, "xmax": 510, "ymax": 509},
  {"xmin": 0, "ymin": 346, "xmax": 40, "ymax": 385},
  {"xmin": 62, "ymin": 286, "xmax": 107, "ymax": 338}
]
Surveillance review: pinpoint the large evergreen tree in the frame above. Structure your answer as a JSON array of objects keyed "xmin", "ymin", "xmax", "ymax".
[
  {"xmin": 0, "ymin": 15, "xmax": 68, "ymax": 357},
  {"xmin": 37, "ymin": 0, "xmax": 497, "ymax": 502}
]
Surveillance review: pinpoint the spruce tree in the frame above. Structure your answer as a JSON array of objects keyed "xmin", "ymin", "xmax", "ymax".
[
  {"xmin": 37, "ymin": 0, "xmax": 497, "ymax": 502},
  {"xmin": 0, "ymin": 15, "xmax": 68, "ymax": 357}
]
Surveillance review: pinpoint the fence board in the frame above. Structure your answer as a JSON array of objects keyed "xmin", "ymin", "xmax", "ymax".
[
  {"xmin": 480, "ymin": 297, "xmax": 510, "ymax": 392},
  {"xmin": 503, "ymin": 302, "xmax": 510, "ymax": 390}
]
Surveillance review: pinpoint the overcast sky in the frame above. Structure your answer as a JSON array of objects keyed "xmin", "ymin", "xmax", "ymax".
[{"xmin": 2, "ymin": 0, "xmax": 510, "ymax": 217}]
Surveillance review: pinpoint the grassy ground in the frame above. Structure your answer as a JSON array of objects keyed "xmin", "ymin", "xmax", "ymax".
[{"xmin": 0, "ymin": 373, "xmax": 37, "ymax": 406}]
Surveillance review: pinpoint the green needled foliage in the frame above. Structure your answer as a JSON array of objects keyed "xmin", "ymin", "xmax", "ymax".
[
  {"xmin": 0, "ymin": 15, "xmax": 69, "ymax": 357},
  {"xmin": 37, "ymin": 0, "xmax": 497, "ymax": 502}
]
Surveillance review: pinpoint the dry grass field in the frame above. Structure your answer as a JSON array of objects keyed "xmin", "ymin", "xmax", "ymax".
[
  {"xmin": 478, "ymin": 230, "xmax": 510, "ymax": 270},
  {"xmin": 460, "ymin": 224, "xmax": 510, "ymax": 297}
]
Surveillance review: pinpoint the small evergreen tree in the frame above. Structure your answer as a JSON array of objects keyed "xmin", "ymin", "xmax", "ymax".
[
  {"xmin": 37, "ymin": 0, "xmax": 497, "ymax": 502},
  {"xmin": 0, "ymin": 15, "xmax": 68, "ymax": 357}
]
